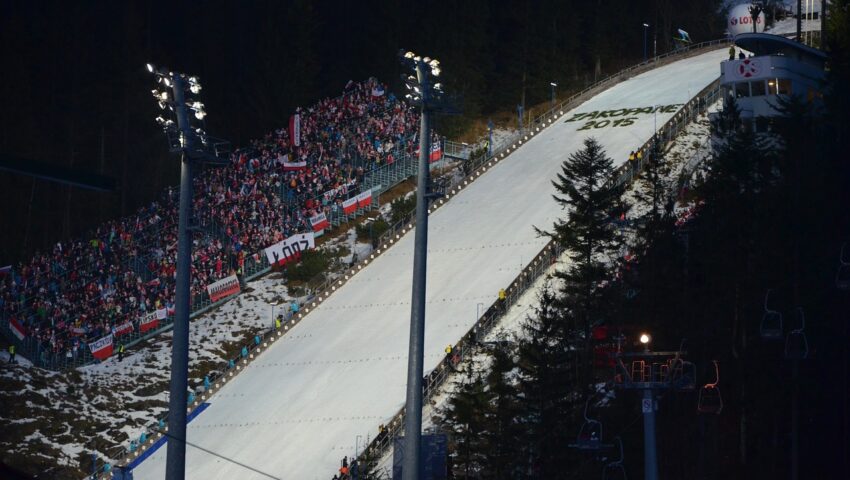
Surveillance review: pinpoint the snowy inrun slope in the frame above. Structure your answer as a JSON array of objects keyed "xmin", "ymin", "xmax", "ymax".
[{"xmin": 134, "ymin": 48, "xmax": 729, "ymax": 480}]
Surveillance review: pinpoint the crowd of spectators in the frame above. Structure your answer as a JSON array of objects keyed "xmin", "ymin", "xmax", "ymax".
[{"xmin": 0, "ymin": 78, "xmax": 425, "ymax": 364}]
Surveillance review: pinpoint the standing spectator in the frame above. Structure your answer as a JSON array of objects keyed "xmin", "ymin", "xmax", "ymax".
[
  {"xmin": 7, "ymin": 344, "xmax": 15, "ymax": 364},
  {"xmin": 118, "ymin": 343, "xmax": 125, "ymax": 362}
]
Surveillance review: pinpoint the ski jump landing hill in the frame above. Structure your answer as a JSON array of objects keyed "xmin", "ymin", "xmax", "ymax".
[{"xmin": 133, "ymin": 47, "xmax": 729, "ymax": 480}]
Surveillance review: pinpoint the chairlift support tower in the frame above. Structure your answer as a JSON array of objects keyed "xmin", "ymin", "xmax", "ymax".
[{"xmin": 612, "ymin": 345, "xmax": 695, "ymax": 480}]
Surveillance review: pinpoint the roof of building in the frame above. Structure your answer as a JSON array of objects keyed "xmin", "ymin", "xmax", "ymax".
[{"xmin": 734, "ymin": 33, "xmax": 827, "ymax": 65}]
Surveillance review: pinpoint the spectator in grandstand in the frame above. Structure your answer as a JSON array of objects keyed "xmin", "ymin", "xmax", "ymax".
[{"xmin": 0, "ymin": 78, "xmax": 423, "ymax": 365}]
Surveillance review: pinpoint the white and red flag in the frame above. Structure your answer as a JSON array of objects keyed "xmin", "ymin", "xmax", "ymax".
[
  {"xmin": 140, "ymin": 311, "xmax": 160, "ymax": 333},
  {"xmin": 282, "ymin": 160, "xmax": 307, "ymax": 171},
  {"xmin": 310, "ymin": 213, "xmax": 330, "ymax": 232},
  {"xmin": 9, "ymin": 317, "xmax": 26, "ymax": 340},
  {"xmin": 114, "ymin": 321, "xmax": 134, "ymax": 337},
  {"xmin": 289, "ymin": 114, "xmax": 301, "ymax": 147},
  {"xmin": 342, "ymin": 197, "xmax": 358, "ymax": 215},
  {"xmin": 89, "ymin": 334, "xmax": 114, "ymax": 360},
  {"xmin": 356, "ymin": 189, "xmax": 373, "ymax": 208}
]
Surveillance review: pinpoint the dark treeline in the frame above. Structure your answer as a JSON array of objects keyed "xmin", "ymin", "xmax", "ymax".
[
  {"xmin": 0, "ymin": 0, "xmax": 725, "ymax": 264},
  {"xmin": 436, "ymin": 9, "xmax": 850, "ymax": 479}
]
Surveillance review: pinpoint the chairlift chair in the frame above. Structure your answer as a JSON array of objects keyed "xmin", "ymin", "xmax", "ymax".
[
  {"xmin": 602, "ymin": 437, "xmax": 627, "ymax": 480},
  {"xmin": 668, "ymin": 358, "xmax": 696, "ymax": 390},
  {"xmin": 784, "ymin": 307, "xmax": 809, "ymax": 360},
  {"xmin": 760, "ymin": 289, "xmax": 783, "ymax": 340},
  {"xmin": 573, "ymin": 398, "xmax": 604, "ymax": 451},
  {"xmin": 697, "ymin": 360, "xmax": 723, "ymax": 415},
  {"xmin": 836, "ymin": 243, "xmax": 850, "ymax": 291}
]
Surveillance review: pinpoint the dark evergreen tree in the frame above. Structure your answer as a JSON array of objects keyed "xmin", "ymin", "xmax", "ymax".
[
  {"xmin": 633, "ymin": 137, "xmax": 674, "ymax": 242},
  {"xmin": 439, "ymin": 366, "xmax": 491, "ymax": 478},
  {"xmin": 514, "ymin": 285, "xmax": 582, "ymax": 479},
  {"xmin": 479, "ymin": 341, "xmax": 525, "ymax": 479},
  {"xmin": 540, "ymin": 137, "xmax": 623, "ymax": 390}
]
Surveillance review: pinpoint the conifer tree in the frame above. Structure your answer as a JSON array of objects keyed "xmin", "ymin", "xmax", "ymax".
[
  {"xmin": 439, "ymin": 366, "xmax": 491, "ymax": 478},
  {"xmin": 480, "ymin": 340, "xmax": 524, "ymax": 478},
  {"xmin": 633, "ymin": 137, "xmax": 673, "ymax": 242},
  {"xmin": 514, "ymin": 285, "xmax": 582, "ymax": 478},
  {"xmin": 541, "ymin": 137, "xmax": 623, "ymax": 390}
]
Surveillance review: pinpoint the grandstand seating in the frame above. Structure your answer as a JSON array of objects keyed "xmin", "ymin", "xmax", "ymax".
[{"xmin": 0, "ymin": 78, "xmax": 430, "ymax": 369}]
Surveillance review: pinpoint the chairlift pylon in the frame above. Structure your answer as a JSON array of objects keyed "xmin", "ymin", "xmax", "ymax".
[
  {"xmin": 835, "ymin": 243, "xmax": 850, "ymax": 290},
  {"xmin": 760, "ymin": 289, "xmax": 783, "ymax": 340},
  {"xmin": 602, "ymin": 436, "xmax": 627, "ymax": 480},
  {"xmin": 784, "ymin": 307, "xmax": 809, "ymax": 360},
  {"xmin": 697, "ymin": 360, "xmax": 723, "ymax": 415}
]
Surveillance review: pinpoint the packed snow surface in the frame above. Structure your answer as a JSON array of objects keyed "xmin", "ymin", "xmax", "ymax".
[{"xmin": 134, "ymin": 48, "xmax": 729, "ymax": 479}]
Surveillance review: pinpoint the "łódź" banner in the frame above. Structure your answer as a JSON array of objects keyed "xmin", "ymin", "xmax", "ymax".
[{"xmin": 264, "ymin": 232, "xmax": 316, "ymax": 267}]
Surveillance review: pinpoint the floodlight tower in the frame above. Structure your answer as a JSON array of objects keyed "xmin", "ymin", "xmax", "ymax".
[
  {"xmin": 398, "ymin": 50, "xmax": 445, "ymax": 480},
  {"xmin": 146, "ymin": 63, "xmax": 230, "ymax": 480}
]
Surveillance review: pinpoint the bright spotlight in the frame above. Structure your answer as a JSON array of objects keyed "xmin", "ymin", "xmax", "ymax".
[{"xmin": 639, "ymin": 333, "xmax": 651, "ymax": 344}]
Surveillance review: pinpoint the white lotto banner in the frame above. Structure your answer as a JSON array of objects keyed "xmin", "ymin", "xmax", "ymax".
[{"xmin": 264, "ymin": 232, "xmax": 316, "ymax": 266}]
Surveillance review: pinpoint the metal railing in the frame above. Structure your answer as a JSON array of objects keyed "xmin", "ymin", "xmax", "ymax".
[
  {"xmin": 56, "ymin": 39, "xmax": 734, "ymax": 476},
  {"xmin": 347, "ymin": 36, "xmax": 733, "ymax": 471}
]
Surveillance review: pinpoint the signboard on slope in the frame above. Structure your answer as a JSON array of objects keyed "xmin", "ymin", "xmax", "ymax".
[
  {"xmin": 564, "ymin": 104, "xmax": 683, "ymax": 132},
  {"xmin": 264, "ymin": 232, "xmax": 315, "ymax": 267}
]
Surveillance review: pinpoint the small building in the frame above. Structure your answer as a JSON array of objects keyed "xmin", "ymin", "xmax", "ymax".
[{"xmin": 720, "ymin": 33, "xmax": 826, "ymax": 131}]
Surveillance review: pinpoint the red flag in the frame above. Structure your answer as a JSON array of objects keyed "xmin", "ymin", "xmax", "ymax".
[
  {"xmin": 342, "ymin": 197, "xmax": 358, "ymax": 215},
  {"xmin": 114, "ymin": 321, "xmax": 134, "ymax": 337},
  {"xmin": 289, "ymin": 114, "xmax": 301, "ymax": 147},
  {"xmin": 356, "ymin": 189, "xmax": 372, "ymax": 208},
  {"xmin": 282, "ymin": 160, "xmax": 307, "ymax": 171},
  {"xmin": 415, "ymin": 141, "xmax": 444, "ymax": 163},
  {"xmin": 429, "ymin": 141, "xmax": 443, "ymax": 162},
  {"xmin": 89, "ymin": 334, "xmax": 114, "ymax": 360},
  {"xmin": 310, "ymin": 212, "xmax": 330, "ymax": 232},
  {"xmin": 140, "ymin": 312, "xmax": 160, "ymax": 333},
  {"xmin": 9, "ymin": 317, "xmax": 26, "ymax": 340}
]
